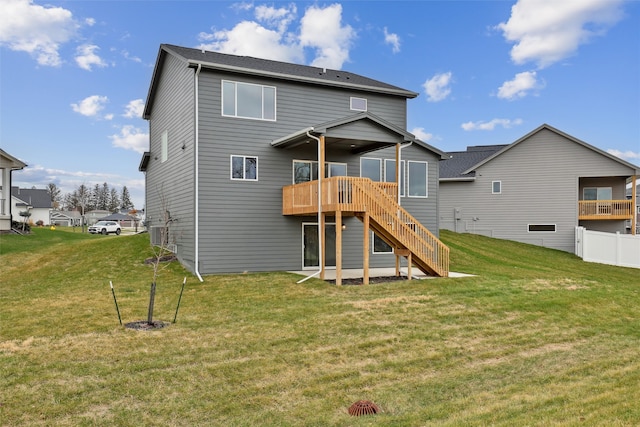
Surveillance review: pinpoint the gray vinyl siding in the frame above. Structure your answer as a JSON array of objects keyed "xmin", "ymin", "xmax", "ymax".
[
  {"xmin": 194, "ymin": 67, "xmax": 436, "ymax": 274},
  {"xmin": 144, "ymin": 53, "xmax": 196, "ymax": 271},
  {"xmin": 440, "ymin": 127, "xmax": 636, "ymax": 252}
]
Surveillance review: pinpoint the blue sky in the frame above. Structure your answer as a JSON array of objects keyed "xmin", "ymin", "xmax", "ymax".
[{"xmin": 1, "ymin": 0, "xmax": 639, "ymax": 209}]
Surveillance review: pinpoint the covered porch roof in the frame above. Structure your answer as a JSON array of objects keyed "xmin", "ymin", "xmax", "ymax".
[{"xmin": 271, "ymin": 111, "xmax": 448, "ymax": 159}]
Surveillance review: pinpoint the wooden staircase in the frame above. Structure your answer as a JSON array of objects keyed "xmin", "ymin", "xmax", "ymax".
[{"xmin": 283, "ymin": 177, "xmax": 449, "ymax": 277}]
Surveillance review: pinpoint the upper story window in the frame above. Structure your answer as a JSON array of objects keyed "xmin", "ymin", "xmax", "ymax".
[
  {"xmin": 407, "ymin": 161, "xmax": 428, "ymax": 198},
  {"xmin": 583, "ymin": 187, "xmax": 612, "ymax": 200},
  {"xmin": 492, "ymin": 181, "xmax": 502, "ymax": 194},
  {"xmin": 222, "ymin": 80, "xmax": 276, "ymax": 121},
  {"xmin": 350, "ymin": 97, "xmax": 367, "ymax": 111},
  {"xmin": 231, "ymin": 155, "xmax": 258, "ymax": 181}
]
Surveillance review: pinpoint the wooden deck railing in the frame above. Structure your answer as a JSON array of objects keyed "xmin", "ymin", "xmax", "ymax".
[
  {"xmin": 282, "ymin": 177, "xmax": 449, "ymax": 277},
  {"xmin": 578, "ymin": 200, "xmax": 633, "ymax": 220}
]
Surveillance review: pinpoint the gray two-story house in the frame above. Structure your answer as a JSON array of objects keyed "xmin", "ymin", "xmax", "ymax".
[
  {"xmin": 140, "ymin": 44, "xmax": 449, "ymax": 283},
  {"xmin": 439, "ymin": 124, "xmax": 639, "ymax": 253}
]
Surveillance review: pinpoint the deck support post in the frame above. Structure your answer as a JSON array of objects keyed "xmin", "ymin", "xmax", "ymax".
[
  {"xmin": 395, "ymin": 254, "xmax": 401, "ymax": 277},
  {"xmin": 335, "ymin": 210, "xmax": 342, "ymax": 286},
  {"xmin": 632, "ymin": 175, "xmax": 637, "ymax": 235},
  {"xmin": 363, "ymin": 212, "xmax": 370, "ymax": 285},
  {"xmin": 320, "ymin": 212, "xmax": 326, "ymax": 280}
]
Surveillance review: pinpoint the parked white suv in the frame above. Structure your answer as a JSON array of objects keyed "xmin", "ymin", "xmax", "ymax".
[{"xmin": 88, "ymin": 221, "xmax": 121, "ymax": 235}]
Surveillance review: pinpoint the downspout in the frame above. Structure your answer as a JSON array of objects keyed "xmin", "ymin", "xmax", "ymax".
[
  {"xmin": 398, "ymin": 141, "xmax": 412, "ymax": 206},
  {"xmin": 297, "ymin": 129, "xmax": 323, "ymax": 283},
  {"xmin": 194, "ymin": 63, "xmax": 204, "ymax": 282}
]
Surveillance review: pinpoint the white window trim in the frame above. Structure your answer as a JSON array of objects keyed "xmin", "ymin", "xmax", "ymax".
[
  {"xmin": 350, "ymin": 96, "xmax": 367, "ymax": 112},
  {"xmin": 527, "ymin": 224, "xmax": 556, "ymax": 233},
  {"xmin": 407, "ymin": 160, "xmax": 428, "ymax": 198},
  {"xmin": 384, "ymin": 159, "xmax": 405, "ymax": 197},
  {"xmin": 492, "ymin": 180, "xmax": 502, "ymax": 194},
  {"xmin": 221, "ymin": 80, "xmax": 277, "ymax": 121},
  {"xmin": 583, "ymin": 186, "xmax": 613, "ymax": 200},
  {"xmin": 360, "ymin": 157, "xmax": 382, "ymax": 181},
  {"xmin": 230, "ymin": 155, "xmax": 258, "ymax": 181},
  {"xmin": 372, "ymin": 231, "xmax": 393, "ymax": 254}
]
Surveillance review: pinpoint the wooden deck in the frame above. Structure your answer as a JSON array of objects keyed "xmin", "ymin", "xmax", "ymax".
[
  {"xmin": 282, "ymin": 177, "xmax": 449, "ymax": 278},
  {"xmin": 578, "ymin": 200, "xmax": 633, "ymax": 220}
]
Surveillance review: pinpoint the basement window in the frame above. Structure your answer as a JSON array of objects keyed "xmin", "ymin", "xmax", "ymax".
[{"xmin": 528, "ymin": 224, "xmax": 556, "ymax": 232}]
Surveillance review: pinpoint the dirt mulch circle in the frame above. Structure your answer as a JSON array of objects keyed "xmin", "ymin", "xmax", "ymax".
[
  {"xmin": 326, "ymin": 276, "xmax": 409, "ymax": 285},
  {"xmin": 143, "ymin": 255, "xmax": 177, "ymax": 265},
  {"xmin": 124, "ymin": 321, "xmax": 169, "ymax": 331}
]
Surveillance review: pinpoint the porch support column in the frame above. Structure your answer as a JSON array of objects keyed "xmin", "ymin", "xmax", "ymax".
[
  {"xmin": 632, "ymin": 175, "xmax": 637, "ymax": 235},
  {"xmin": 320, "ymin": 212, "xmax": 326, "ymax": 280},
  {"xmin": 319, "ymin": 135, "xmax": 326, "ymax": 279},
  {"xmin": 363, "ymin": 212, "xmax": 370, "ymax": 285},
  {"xmin": 395, "ymin": 254, "xmax": 401, "ymax": 277},
  {"xmin": 335, "ymin": 210, "xmax": 342, "ymax": 286},
  {"xmin": 395, "ymin": 143, "xmax": 400, "ymax": 202}
]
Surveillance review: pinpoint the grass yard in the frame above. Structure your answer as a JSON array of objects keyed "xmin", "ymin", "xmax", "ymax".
[{"xmin": 1, "ymin": 228, "xmax": 639, "ymax": 426}]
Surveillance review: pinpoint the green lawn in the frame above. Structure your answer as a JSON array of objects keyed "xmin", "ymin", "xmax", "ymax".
[{"xmin": 1, "ymin": 228, "xmax": 639, "ymax": 426}]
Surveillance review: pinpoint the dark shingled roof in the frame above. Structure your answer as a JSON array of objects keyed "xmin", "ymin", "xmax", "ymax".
[
  {"xmin": 11, "ymin": 187, "xmax": 52, "ymax": 209},
  {"xmin": 162, "ymin": 44, "xmax": 418, "ymax": 97},
  {"xmin": 144, "ymin": 44, "xmax": 418, "ymax": 120},
  {"xmin": 440, "ymin": 145, "xmax": 508, "ymax": 180}
]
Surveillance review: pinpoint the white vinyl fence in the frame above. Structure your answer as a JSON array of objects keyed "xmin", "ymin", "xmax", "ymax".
[{"xmin": 575, "ymin": 226, "xmax": 640, "ymax": 269}]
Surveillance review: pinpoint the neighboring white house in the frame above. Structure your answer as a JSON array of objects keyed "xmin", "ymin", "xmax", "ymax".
[
  {"xmin": 11, "ymin": 187, "xmax": 53, "ymax": 226},
  {"xmin": 0, "ymin": 149, "xmax": 27, "ymax": 232}
]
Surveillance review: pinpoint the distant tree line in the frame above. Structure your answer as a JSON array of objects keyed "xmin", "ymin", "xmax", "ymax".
[{"xmin": 47, "ymin": 182, "xmax": 134, "ymax": 213}]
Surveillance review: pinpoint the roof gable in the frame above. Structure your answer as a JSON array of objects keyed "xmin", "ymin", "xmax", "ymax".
[
  {"xmin": 0, "ymin": 148, "xmax": 27, "ymax": 169},
  {"xmin": 464, "ymin": 124, "xmax": 640, "ymax": 175},
  {"xmin": 271, "ymin": 111, "xmax": 448, "ymax": 158},
  {"xmin": 144, "ymin": 44, "xmax": 418, "ymax": 120}
]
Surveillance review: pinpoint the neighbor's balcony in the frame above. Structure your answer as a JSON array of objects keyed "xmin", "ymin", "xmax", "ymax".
[
  {"xmin": 578, "ymin": 200, "xmax": 633, "ymax": 220},
  {"xmin": 282, "ymin": 177, "xmax": 397, "ymax": 216}
]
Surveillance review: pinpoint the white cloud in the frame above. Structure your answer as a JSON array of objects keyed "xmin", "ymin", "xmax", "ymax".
[
  {"xmin": 75, "ymin": 44, "xmax": 107, "ymax": 71},
  {"xmin": 121, "ymin": 50, "xmax": 142, "ymax": 63},
  {"xmin": 411, "ymin": 127, "xmax": 434, "ymax": 142},
  {"xmin": 383, "ymin": 27, "xmax": 400, "ymax": 53},
  {"xmin": 85, "ymin": 17, "xmax": 95, "ymax": 26},
  {"xmin": 300, "ymin": 4, "xmax": 355, "ymax": 69},
  {"xmin": 0, "ymin": 0, "xmax": 78, "ymax": 66},
  {"xmin": 255, "ymin": 4, "xmax": 297, "ymax": 34},
  {"xmin": 497, "ymin": 71, "xmax": 541, "ymax": 100},
  {"xmin": 71, "ymin": 95, "xmax": 108, "ymax": 117},
  {"xmin": 109, "ymin": 125, "xmax": 148, "ymax": 154},
  {"xmin": 607, "ymin": 149, "xmax": 640, "ymax": 162},
  {"xmin": 199, "ymin": 21, "xmax": 303, "ymax": 63},
  {"xmin": 123, "ymin": 99, "xmax": 145, "ymax": 119},
  {"xmin": 461, "ymin": 118, "xmax": 523, "ymax": 131},
  {"xmin": 423, "ymin": 72, "xmax": 453, "ymax": 102},
  {"xmin": 198, "ymin": 3, "xmax": 354, "ymax": 69},
  {"xmin": 496, "ymin": 0, "xmax": 625, "ymax": 68}
]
